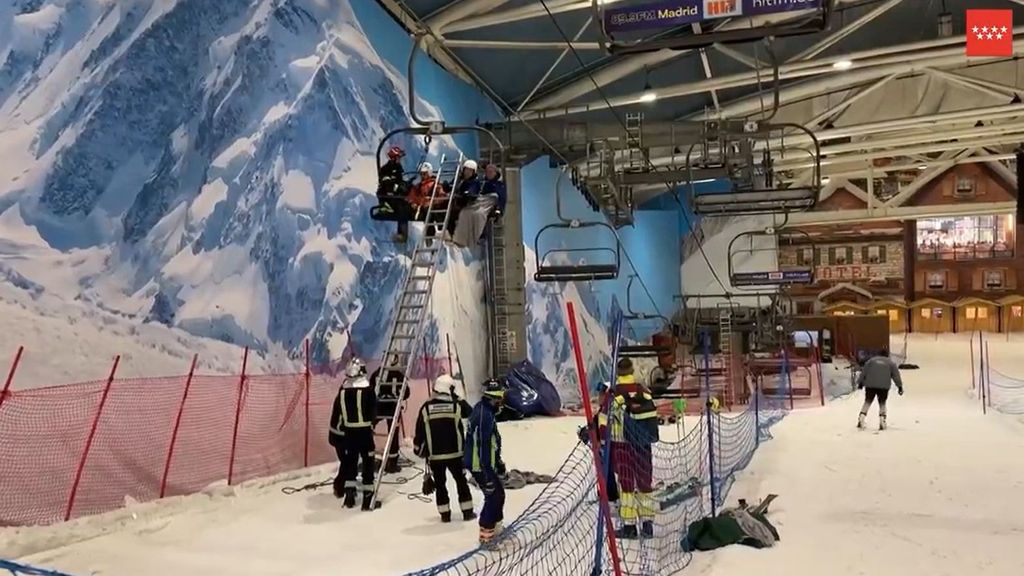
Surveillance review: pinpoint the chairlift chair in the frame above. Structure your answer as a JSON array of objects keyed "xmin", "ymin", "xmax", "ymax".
[
  {"xmin": 534, "ymin": 169, "xmax": 622, "ymax": 282},
  {"xmin": 727, "ymin": 225, "xmax": 815, "ymax": 291},
  {"xmin": 619, "ymin": 275, "xmax": 673, "ymax": 359},
  {"xmin": 687, "ymin": 120, "xmax": 823, "ymax": 217}
]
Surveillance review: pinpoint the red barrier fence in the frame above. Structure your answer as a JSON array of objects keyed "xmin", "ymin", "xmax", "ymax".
[{"xmin": 0, "ymin": 344, "xmax": 439, "ymax": 527}]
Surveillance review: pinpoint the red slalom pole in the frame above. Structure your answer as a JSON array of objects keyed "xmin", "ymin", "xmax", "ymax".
[
  {"xmin": 566, "ymin": 302, "xmax": 623, "ymax": 576},
  {"xmin": 160, "ymin": 354, "xmax": 198, "ymax": 498},
  {"xmin": 0, "ymin": 345, "xmax": 24, "ymax": 412}
]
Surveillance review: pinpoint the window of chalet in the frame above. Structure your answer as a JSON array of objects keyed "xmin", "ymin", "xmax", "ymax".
[
  {"xmin": 965, "ymin": 307, "xmax": 976, "ymax": 320},
  {"xmin": 1013, "ymin": 305, "xmax": 1023, "ymax": 318},
  {"xmin": 920, "ymin": 308, "xmax": 931, "ymax": 319},
  {"xmin": 926, "ymin": 271, "xmax": 946, "ymax": 290},
  {"xmin": 916, "ymin": 214, "xmax": 1015, "ymax": 259},
  {"xmin": 984, "ymin": 269, "xmax": 1005, "ymax": 290},
  {"xmin": 888, "ymin": 309, "xmax": 899, "ymax": 321},
  {"xmin": 829, "ymin": 246, "xmax": 853, "ymax": 266},
  {"xmin": 933, "ymin": 307, "xmax": 944, "ymax": 319},
  {"xmin": 864, "ymin": 245, "xmax": 886, "ymax": 264},
  {"xmin": 978, "ymin": 307, "xmax": 989, "ymax": 319},
  {"xmin": 797, "ymin": 247, "xmax": 816, "ymax": 267}
]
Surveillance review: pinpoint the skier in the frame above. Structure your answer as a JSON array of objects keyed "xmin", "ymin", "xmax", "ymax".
[
  {"xmin": 604, "ymin": 358, "xmax": 659, "ymax": 539},
  {"xmin": 465, "ymin": 379, "xmax": 507, "ymax": 547},
  {"xmin": 413, "ymin": 373, "xmax": 476, "ymax": 523},
  {"xmin": 331, "ymin": 358, "xmax": 380, "ymax": 510},
  {"xmin": 377, "ymin": 146, "xmax": 411, "ymax": 240},
  {"xmin": 856, "ymin": 348, "xmax": 904, "ymax": 431},
  {"xmin": 370, "ymin": 354, "xmax": 410, "ymax": 474}
]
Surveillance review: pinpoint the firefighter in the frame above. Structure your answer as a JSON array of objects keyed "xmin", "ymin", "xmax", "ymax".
[
  {"xmin": 370, "ymin": 354, "xmax": 410, "ymax": 474},
  {"xmin": 413, "ymin": 374, "xmax": 476, "ymax": 523},
  {"xmin": 465, "ymin": 378, "xmax": 508, "ymax": 546},
  {"xmin": 601, "ymin": 358, "xmax": 659, "ymax": 539},
  {"xmin": 332, "ymin": 358, "xmax": 380, "ymax": 511}
]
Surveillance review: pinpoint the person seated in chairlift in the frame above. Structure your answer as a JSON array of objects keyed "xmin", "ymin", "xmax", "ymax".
[
  {"xmin": 376, "ymin": 145, "xmax": 409, "ymax": 210},
  {"xmin": 407, "ymin": 162, "xmax": 449, "ymax": 239},
  {"xmin": 442, "ymin": 159, "xmax": 481, "ymax": 244},
  {"xmin": 451, "ymin": 162, "xmax": 504, "ymax": 248}
]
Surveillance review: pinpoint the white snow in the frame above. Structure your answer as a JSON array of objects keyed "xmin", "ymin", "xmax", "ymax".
[
  {"xmin": 277, "ymin": 169, "xmax": 317, "ymax": 215},
  {"xmin": 189, "ymin": 178, "xmax": 230, "ymax": 222},
  {"xmin": 4, "ymin": 334, "xmax": 1024, "ymax": 575}
]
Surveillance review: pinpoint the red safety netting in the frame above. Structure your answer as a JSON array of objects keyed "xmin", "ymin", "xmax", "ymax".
[{"xmin": 0, "ymin": 348, "xmax": 443, "ymax": 527}]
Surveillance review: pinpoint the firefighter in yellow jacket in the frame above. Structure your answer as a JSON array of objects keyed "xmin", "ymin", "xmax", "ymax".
[{"xmin": 598, "ymin": 358, "xmax": 659, "ymax": 539}]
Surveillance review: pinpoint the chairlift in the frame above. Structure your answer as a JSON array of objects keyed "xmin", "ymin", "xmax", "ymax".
[
  {"xmin": 533, "ymin": 169, "xmax": 621, "ymax": 283},
  {"xmin": 619, "ymin": 275, "xmax": 672, "ymax": 358},
  {"xmin": 590, "ymin": 0, "xmax": 831, "ymax": 57},
  {"xmin": 727, "ymin": 223, "xmax": 814, "ymax": 291},
  {"xmin": 687, "ymin": 120, "xmax": 823, "ymax": 217}
]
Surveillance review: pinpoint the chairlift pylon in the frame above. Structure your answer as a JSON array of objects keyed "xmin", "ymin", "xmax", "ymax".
[{"xmin": 533, "ymin": 169, "xmax": 621, "ymax": 282}]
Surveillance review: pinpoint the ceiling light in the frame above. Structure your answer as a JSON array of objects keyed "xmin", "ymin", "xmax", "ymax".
[
  {"xmin": 918, "ymin": 165, "xmax": 928, "ymax": 170},
  {"xmin": 639, "ymin": 91, "xmax": 658, "ymax": 103},
  {"xmin": 821, "ymin": 176, "xmax": 831, "ymax": 184},
  {"xmin": 832, "ymin": 60, "xmax": 853, "ymax": 71}
]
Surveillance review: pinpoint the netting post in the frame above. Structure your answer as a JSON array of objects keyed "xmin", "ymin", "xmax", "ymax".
[
  {"xmin": 565, "ymin": 302, "xmax": 623, "ymax": 576},
  {"xmin": 0, "ymin": 345, "xmax": 24, "ymax": 412},
  {"xmin": 783, "ymin": 343, "xmax": 793, "ymax": 411},
  {"xmin": 814, "ymin": 339, "xmax": 825, "ymax": 407},
  {"xmin": 304, "ymin": 339, "xmax": 311, "ymax": 468},
  {"xmin": 984, "ymin": 340, "xmax": 992, "ymax": 408},
  {"xmin": 970, "ymin": 333, "xmax": 976, "ymax": 390},
  {"xmin": 754, "ymin": 375, "xmax": 761, "ymax": 449},
  {"xmin": 160, "ymin": 354, "xmax": 198, "ymax": 499},
  {"xmin": 979, "ymin": 333, "xmax": 987, "ymax": 415},
  {"xmin": 228, "ymin": 347, "xmax": 249, "ymax": 485},
  {"xmin": 65, "ymin": 355, "xmax": 120, "ymax": 521},
  {"xmin": 701, "ymin": 329, "xmax": 717, "ymax": 517}
]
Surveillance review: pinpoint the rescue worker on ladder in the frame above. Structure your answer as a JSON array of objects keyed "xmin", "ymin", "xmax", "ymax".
[
  {"xmin": 329, "ymin": 358, "xmax": 381, "ymax": 511},
  {"xmin": 370, "ymin": 354, "xmax": 410, "ymax": 474},
  {"xmin": 465, "ymin": 379, "xmax": 507, "ymax": 547},
  {"xmin": 599, "ymin": 358, "xmax": 659, "ymax": 539},
  {"xmin": 413, "ymin": 374, "xmax": 476, "ymax": 523}
]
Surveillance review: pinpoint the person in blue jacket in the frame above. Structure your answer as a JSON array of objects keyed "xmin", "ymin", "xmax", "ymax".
[{"xmin": 464, "ymin": 378, "xmax": 508, "ymax": 547}]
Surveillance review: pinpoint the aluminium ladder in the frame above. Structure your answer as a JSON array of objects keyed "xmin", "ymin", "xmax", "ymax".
[
  {"xmin": 368, "ymin": 153, "xmax": 464, "ymax": 509},
  {"xmin": 717, "ymin": 303, "xmax": 735, "ymax": 409}
]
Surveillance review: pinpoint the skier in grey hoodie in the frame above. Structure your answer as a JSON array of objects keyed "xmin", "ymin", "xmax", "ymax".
[{"xmin": 856, "ymin": 349, "xmax": 904, "ymax": 430}]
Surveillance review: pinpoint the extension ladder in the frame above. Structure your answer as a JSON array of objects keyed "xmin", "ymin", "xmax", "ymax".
[
  {"xmin": 488, "ymin": 217, "xmax": 511, "ymax": 376},
  {"xmin": 717, "ymin": 303, "xmax": 734, "ymax": 408},
  {"xmin": 368, "ymin": 153, "xmax": 464, "ymax": 509},
  {"xmin": 625, "ymin": 112, "xmax": 645, "ymax": 173}
]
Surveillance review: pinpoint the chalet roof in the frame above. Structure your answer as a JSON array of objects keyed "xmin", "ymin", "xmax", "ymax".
[
  {"xmin": 867, "ymin": 297, "xmax": 909, "ymax": 309},
  {"xmin": 909, "ymin": 297, "xmax": 953, "ymax": 307},
  {"xmin": 996, "ymin": 294, "xmax": 1024, "ymax": 305},
  {"xmin": 822, "ymin": 300, "xmax": 869, "ymax": 311},
  {"xmin": 952, "ymin": 296, "xmax": 1000, "ymax": 307},
  {"xmin": 817, "ymin": 283, "xmax": 873, "ymax": 302}
]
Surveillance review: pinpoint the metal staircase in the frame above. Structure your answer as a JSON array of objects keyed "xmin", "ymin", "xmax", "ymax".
[{"xmin": 368, "ymin": 153, "xmax": 464, "ymax": 509}]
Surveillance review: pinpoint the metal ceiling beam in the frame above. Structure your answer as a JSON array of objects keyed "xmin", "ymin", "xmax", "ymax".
[
  {"xmin": 881, "ymin": 149, "xmax": 973, "ymax": 208},
  {"xmin": 426, "ymin": 0, "xmax": 512, "ymax": 32},
  {"xmin": 526, "ymin": 12, "xmax": 816, "ymax": 111},
  {"xmin": 783, "ymin": 201, "xmax": 1017, "ymax": 225},
  {"xmin": 925, "ymin": 68, "xmax": 1012, "ymax": 101},
  {"xmin": 442, "ymin": 39, "xmax": 602, "ymax": 50},
  {"xmin": 693, "ymin": 23, "xmax": 719, "ymax": 113},
  {"xmin": 711, "ymin": 44, "xmax": 758, "ymax": 68},
  {"xmin": 773, "ymin": 133, "xmax": 1024, "ymax": 171},
  {"xmin": 523, "ymin": 33, "xmax": 1024, "ymax": 119},
  {"xmin": 517, "ymin": 17, "xmax": 594, "ymax": 112},
  {"xmin": 817, "ymin": 152, "xmax": 1018, "ymax": 180},
  {"xmin": 443, "ymin": 0, "xmax": 582, "ymax": 33},
  {"xmin": 804, "ymin": 72, "xmax": 902, "ymax": 128},
  {"xmin": 791, "ymin": 0, "xmax": 903, "ymax": 61}
]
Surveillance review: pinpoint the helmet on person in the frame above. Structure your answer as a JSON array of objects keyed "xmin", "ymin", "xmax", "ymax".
[
  {"xmin": 419, "ymin": 162, "xmax": 433, "ymax": 174},
  {"xmin": 433, "ymin": 373, "xmax": 457, "ymax": 396},
  {"xmin": 462, "ymin": 159, "xmax": 478, "ymax": 172},
  {"xmin": 481, "ymin": 378, "xmax": 506, "ymax": 401},
  {"xmin": 345, "ymin": 358, "xmax": 366, "ymax": 378},
  {"xmin": 387, "ymin": 146, "xmax": 405, "ymax": 160},
  {"xmin": 616, "ymin": 357, "xmax": 633, "ymax": 377}
]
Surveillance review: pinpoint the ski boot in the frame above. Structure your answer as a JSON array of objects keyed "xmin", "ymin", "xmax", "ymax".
[
  {"xmin": 641, "ymin": 520, "xmax": 655, "ymax": 539},
  {"xmin": 440, "ymin": 511, "xmax": 452, "ymax": 523},
  {"xmin": 463, "ymin": 509, "xmax": 477, "ymax": 522},
  {"xmin": 879, "ymin": 415, "xmax": 887, "ymax": 431},
  {"xmin": 384, "ymin": 459, "xmax": 401, "ymax": 475},
  {"xmin": 479, "ymin": 526, "xmax": 496, "ymax": 548},
  {"xmin": 362, "ymin": 493, "xmax": 382, "ymax": 511},
  {"xmin": 332, "ymin": 477, "xmax": 345, "ymax": 499},
  {"xmin": 857, "ymin": 413, "xmax": 866, "ymax": 429},
  {"xmin": 343, "ymin": 489, "xmax": 357, "ymax": 509}
]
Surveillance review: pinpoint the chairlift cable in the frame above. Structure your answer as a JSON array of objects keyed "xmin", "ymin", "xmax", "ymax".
[{"xmin": 537, "ymin": 0, "xmax": 730, "ymax": 298}]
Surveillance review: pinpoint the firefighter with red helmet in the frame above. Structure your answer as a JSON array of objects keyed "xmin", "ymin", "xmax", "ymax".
[{"xmin": 376, "ymin": 146, "xmax": 411, "ymax": 241}]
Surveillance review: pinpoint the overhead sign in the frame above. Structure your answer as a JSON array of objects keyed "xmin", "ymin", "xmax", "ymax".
[
  {"xmin": 604, "ymin": 0, "xmax": 821, "ymax": 32},
  {"xmin": 731, "ymin": 269, "xmax": 814, "ymax": 287}
]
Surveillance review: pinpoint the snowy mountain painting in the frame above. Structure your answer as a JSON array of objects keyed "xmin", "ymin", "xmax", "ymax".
[{"xmin": 0, "ymin": 0, "xmax": 495, "ymax": 387}]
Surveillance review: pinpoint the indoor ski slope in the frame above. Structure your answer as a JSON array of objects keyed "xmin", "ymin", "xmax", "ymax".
[{"xmin": 2, "ymin": 335, "xmax": 1023, "ymax": 576}]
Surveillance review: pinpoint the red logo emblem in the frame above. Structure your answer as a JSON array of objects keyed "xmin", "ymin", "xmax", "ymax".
[{"xmin": 966, "ymin": 10, "xmax": 1013, "ymax": 57}]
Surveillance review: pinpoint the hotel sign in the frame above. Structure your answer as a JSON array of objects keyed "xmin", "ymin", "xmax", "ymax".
[{"xmin": 816, "ymin": 265, "xmax": 879, "ymax": 281}]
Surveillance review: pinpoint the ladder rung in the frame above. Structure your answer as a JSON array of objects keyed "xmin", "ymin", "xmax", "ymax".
[
  {"xmin": 392, "ymin": 334, "xmax": 415, "ymax": 340},
  {"xmin": 404, "ymin": 290, "xmax": 430, "ymax": 295},
  {"xmin": 409, "ymin": 275, "xmax": 432, "ymax": 281},
  {"xmin": 400, "ymin": 304, "xmax": 425, "ymax": 309}
]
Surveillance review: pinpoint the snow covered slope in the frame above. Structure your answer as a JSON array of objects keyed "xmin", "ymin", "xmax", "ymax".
[{"xmin": 0, "ymin": 0, "xmax": 487, "ymax": 385}]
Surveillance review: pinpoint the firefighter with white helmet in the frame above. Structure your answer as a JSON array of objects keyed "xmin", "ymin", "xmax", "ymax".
[
  {"xmin": 413, "ymin": 373, "xmax": 476, "ymax": 523},
  {"xmin": 329, "ymin": 358, "xmax": 379, "ymax": 510}
]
